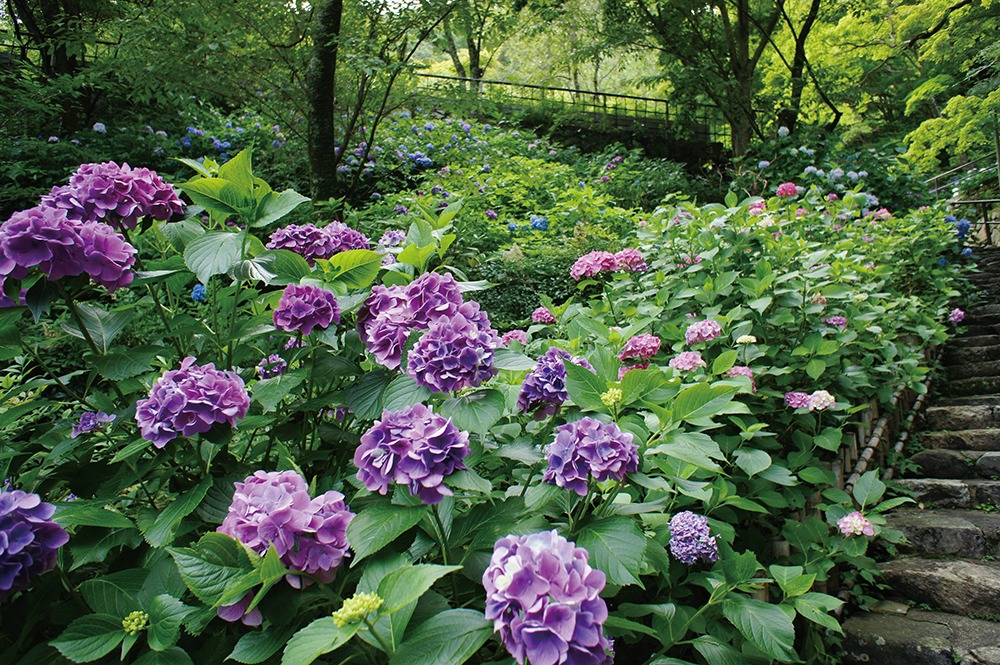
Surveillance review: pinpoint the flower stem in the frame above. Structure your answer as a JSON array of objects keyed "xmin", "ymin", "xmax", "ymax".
[
  {"xmin": 362, "ymin": 616, "xmax": 394, "ymax": 654},
  {"xmin": 55, "ymin": 283, "xmax": 126, "ymax": 401}
]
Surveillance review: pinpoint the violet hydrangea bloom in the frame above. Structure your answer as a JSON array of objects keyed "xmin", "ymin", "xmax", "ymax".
[
  {"xmin": 267, "ymin": 222, "xmax": 370, "ymax": 264},
  {"xmin": 518, "ymin": 347, "xmax": 595, "ymax": 414},
  {"xmin": 78, "ymin": 221, "xmax": 137, "ymax": 291},
  {"xmin": 685, "ymin": 319, "xmax": 722, "ymax": 344},
  {"xmin": 619, "ymin": 334, "xmax": 660, "ymax": 361},
  {"xmin": 219, "ymin": 471, "xmax": 353, "ymax": 587},
  {"xmin": 784, "ymin": 392, "xmax": 811, "ymax": 409},
  {"xmin": 822, "ymin": 316, "xmax": 848, "ymax": 329},
  {"xmin": 950, "ymin": 308, "xmax": 966, "ymax": 324},
  {"xmin": 501, "ymin": 330, "xmax": 528, "ymax": 346},
  {"xmin": 273, "ymin": 284, "xmax": 340, "ymax": 336},
  {"xmin": 378, "ymin": 229, "xmax": 407, "ymax": 247},
  {"xmin": 355, "ymin": 404, "xmax": 469, "ymax": 504},
  {"xmin": 543, "ymin": 417, "xmax": 638, "ymax": 496},
  {"xmin": 217, "ymin": 591, "xmax": 263, "ymax": 627},
  {"xmin": 0, "ymin": 206, "xmax": 86, "ymax": 282},
  {"xmin": 256, "ymin": 354, "xmax": 287, "ymax": 380},
  {"xmin": 668, "ymin": 511, "xmax": 719, "ymax": 565},
  {"xmin": 0, "ymin": 489, "xmax": 69, "ymax": 600},
  {"xmin": 531, "ymin": 306, "xmax": 557, "ymax": 324},
  {"xmin": 135, "ymin": 356, "xmax": 250, "ymax": 447},
  {"xmin": 42, "ymin": 161, "xmax": 183, "ymax": 229},
  {"xmin": 669, "ymin": 351, "xmax": 706, "ymax": 372},
  {"xmin": 71, "ymin": 411, "xmax": 115, "ymax": 438},
  {"xmin": 837, "ymin": 511, "xmax": 875, "ymax": 537},
  {"xmin": 570, "ymin": 251, "xmax": 619, "ymax": 280},
  {"xmin": 614, "ymin": 248, "xmax": 647, "ymax": 272},
  {"xmin": 483, "ymin": 530, "xmax": 612, "ymax": 665},
  {"xmin": 407, "ymin": 303, "xmax": 500, "ymax": 393}
]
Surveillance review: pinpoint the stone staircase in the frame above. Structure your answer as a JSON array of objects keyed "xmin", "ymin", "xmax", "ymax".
[{"xmin": 842, "ymin": 248, "xmax": 1000, "ymax": 665}]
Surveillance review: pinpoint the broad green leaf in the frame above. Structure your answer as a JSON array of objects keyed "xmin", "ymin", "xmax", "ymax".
[
  {"xmin": 382, "ymin": 375, "xmax": 432, "ymax": 412},
  {"xmin": 229, "ymin": 625, "xmax": 298, "ymax": 664},
  {"xmin": 793, "ymin": 592, "xmax": 844, "ymax": 632},
  {"xmin": 493, "ymin": 348, "xmax": 537, "ymax": 371},
  {"xmin": 132, "ymin": 647, "xmax": 194, "ymax": 665},
  {"xmin": 143, "ymin": 478, "xmax": 212, "ymax": 547},
  {"xmin": 61, "ymin": 303, "xmax": 135, "ymax": 354},
  {"xmin": 316, "ymin": 249, "xmax": 384, "ymax": 289},
  {"xmin": 157, "ymin": 219, "xmax": 205, "ymax": 252},
  {"xmin": 564, "ymin": 359, "xmax": 606, "ymax": 411},
  {"xmin": 397, "ymin": 243, "xmax": 437, "ymax": 271},
  {"xmin": 692, "ymin": 636, "xmax": 750, "ymax": 665},
  {"xmin": 183, "ymin": 231, "xmax": 246, "ymax": 284},
  {"xmin": 147, "ymin": 595, "xmax": 192, "ymax": 652},
  {"xmin": 813, "ymin": 428, "xmax": 842, "ymax": 452},
  {"xmin": 671, "ymin": 383, "xmax": 739, "ymax": 423},
  {"xmin": 217, "ymin": 149, "xmax": 255, "ymax": 200},
  {"xmin": 54, "ymin": 502, "xmax": 134, "ymax": 529},
  {"xmin": 249, "ymin": 250, "xmax": 312, "ymax": 284},
  {"xmin": 178, "ymin": 178, "xmax": 246, "ymax": 218},
  {"xmin": 346, "ymin": 504, "xmax": 427, "ymax": 563},
  {"xmin": 51, "ymin": 614, "xmax": 125, "ymax": 663},
  {"xmin": 378, "ymin": 564, "xmax": 462, "ymax": 614},
  {"xmin": 805, "ymin": 359, "xmax": 826, "ymax": 379},
  {"xmin": 440, "ymin": 389, "xmax": 505, "ymax": 434},
  {"xmin": 281, "ymin": 617, "xmax": 359, "ymax": 665},
  {"xmin": 712, "ymin": 350, "xmax": 739, "ymax": 375},
  {"xmin": 852, "ymin": 470, "xmax": 886, "ymax": 508},
  {"xmin": 577, "ymin": 517, "xmax": 645, "ymax": 587},
  {"xmin": 389, "ymin": 609, "xmax": 491, "ymax": 665},
  {"xmin": 344, "ymin": 370, "xmax": 395, "ymax": 421},
  {"xmin": 252, "ymin": 374, "xmax": 305, "ymax": 413},
  {"xmin": 79, "ymin": 570, "xmax": 146, "ymax": 618},
  {"xmin": 734, "ymin": 449, "xmax": 771, "ymax": 477},
  {"xmin": 91, "ymin": 346, "xmax": 163, "ymax": 381},
  {"xmin": 167, "ymin": 533, "xmax": 259, "ymax": 607},
  {"xmin": 254, "ymin": 189, "xmax": 310, "ymax": 227},
  {"xmin": 721, "ymin": 596, "xmax": 798, "ymax": 662}
]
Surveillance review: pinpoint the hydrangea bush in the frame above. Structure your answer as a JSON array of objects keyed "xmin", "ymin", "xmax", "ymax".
[{"xmin": 0, "ymin": 145, "xmax": 967, "ymax": 665}]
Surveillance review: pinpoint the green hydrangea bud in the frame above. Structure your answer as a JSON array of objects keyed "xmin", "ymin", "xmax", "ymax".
[
  {"xmin": 122, "ymin": 611, "xmax": 149, "ymax": 636},
  {"xmin": 600, "ymin": 388, "xmax": 623, "ymax": 407},
  {"xmin": 332, "ymin": 592, "xmax": 384, "ymax": 627}
]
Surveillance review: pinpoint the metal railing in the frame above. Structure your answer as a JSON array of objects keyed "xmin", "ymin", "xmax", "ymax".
[
  {"xmin": 414, "ymin": 73, "xmax": 732, "ymax": 147},
  {"xmin": 924, "ymin": 155, "xmax": 997, "ymax": 198}
]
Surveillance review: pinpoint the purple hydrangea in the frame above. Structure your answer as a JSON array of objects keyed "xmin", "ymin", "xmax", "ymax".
[
  {"xmin": 217, "ymin": 591, "xmax": 262, "ymax": 627},
  {"xmin": 218, "ymin": 470, "xmax": 354, "ymax": 587},
  {"xmin": 518, "ymin": 347, "xmax": 595, "ymax": 414},
  {"xmin": 78, "ymin": 221, "xmax": 137, "ymax": 291},
  {"xmin": 135, "ymin": 356, "xmax": 250, "ymax": 448},
  {"xmin": 685, "ymin": 319, "xmax": 722, "ymax": 344},
  {"xmin": 543, "ymin": 417, "xmax": 638, "ymax": 496},
  {"xmin": 71, "ymin": 411, "xmax": 115, "ymax": 438},
  {"xmin": 784, "ymin": 391, "xmax": 811, "ymax": 409},
  {"xmin": 378, "ymin": 229, "xmax": 407, "ymax": 247},
  {"xmin": 619, "ymin": 334, "xmax": 660, "ymax": 361},
  {"xmin": 41, "ymin": 161, "xmax": 183, "ymax": 229},
  {"xmin": 355, "ymin": 404, "xmax": 470, "ymax": 504},
  {"xmin": 0, "ymin": 489, "xmax": 69, "ymax": 600},
  {"xmin": 501, "ymin": 330, "xmax": 528, "ymax": 346},
  {"xmin": 668, "ymin": 351, "xmax": 706, "ymax": 372},
  {"xmin": 950, "ymin": 308, "xmax": 966, "ymax": 324},
  {"xmin": 407, "ymin": 303, "xmax": 500, "ymax": 393},
  {"xmin": 668, "ymin": 511, "xmax": 718, "ymax": 564},
  {"xmin": 267, "ymin": 222, "xmax": 370, "ymax": 264},
  {"xmin": 531, "ymin": 307, "xmax": 557, "ymax": 324},
  {"xmin": 483, "ymin": 530, "xmax": 612, "ymax": 665},
  {"xmin": 570, "ymin": 251, "xmax": 619, "ymax": 280},
  {"xmin": 822, "ymin": 316, "xmax": 848, "ymax": 329},
  {"xmin": 273, "ymin": 284, "xmax": 340, "ymax": 336},
  {"xmin": 256, "ymin": 354, "xmax": 287, "ymax": 379},
  {"xmin": 614, "ymin": 248, "xmax": 647, "ymax": 272}
]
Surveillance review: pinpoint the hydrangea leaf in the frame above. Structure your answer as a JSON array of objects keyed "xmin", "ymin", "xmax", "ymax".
[
  {"xmin": 577, "ymin": 516, "xmax": 645, "ymax": 587},
  {"xmin": 346, "ymin": 504, "xmax": 427, "ymax": 563},
  {"xmin": 50, "ymin": 614, "xmax": 125, "ymax": 663},
  {"xmin": 282, "ymin": 617, "xmax": 359, "ymax": 665},
  {"xmin": 720, "ymin": 595, "xmax": 798, "ymax": 663},
  {"xmin": 183, "ymin": 231, "xmax": 246, "ymax": 285},
  {"xmin": 167, "ymin": 532, "xmax": 260, "ymax": 607},
  {"xmin": 389, "ymin": 609, "xmax": 491, "ymax": 665},
  {"xmin": 143, "ymin": 478, "xmax": 212, "ymax": 548}
]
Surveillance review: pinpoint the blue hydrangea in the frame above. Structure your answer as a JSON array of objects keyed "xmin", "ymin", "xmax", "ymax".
[
  {"xmin": 955, "ymin": 218, "xmax": 971, "ymax": 240},
  {"xmin": 530, "ymin": 215, "xmax": 549, "ymax": 231},
  {"xmin": 192, "ymin": 284, "xmax": 206, "ymax": 302},
  {"xmin": 962, "ymin": 247, "xmax": 973, "ymax": 257},
  {"xmin": 508, "ymin": 222, "xmax": 518, "ymax": 231}
]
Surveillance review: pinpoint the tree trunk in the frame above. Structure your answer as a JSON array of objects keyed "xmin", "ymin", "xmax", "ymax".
[
  {"xmin": 441, "ymin": 17, "xmax": 467, "ymax": 81},
  {"xmin": 306, "ymin": 0, "xmax": 344, "ymax": 202},
  {"xmin": 777, "ymin": 0, "xmax": 822, "ymax": 132},
  {"xmin": 465, "ymin": 34, "xmax": 483, "ymax": 81}
]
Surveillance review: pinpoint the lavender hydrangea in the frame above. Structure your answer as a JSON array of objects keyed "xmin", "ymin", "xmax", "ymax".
[
  {"xmin": 685, "ymin": 319, "xmax": 722, "ymax": 344},
  {"xmin": 273, "ymin": 284, "xmax": 340, "ymax": 336},
  {"xmin": 570, "ymin": 251, "xmax": 619, "ymax": 280},
  {"xmin": 219, "ymin": 471, "xmax": 354, "ymax": 587},
  {"xmin": 135, "ymin": 356, "xmax": 250, "ymax": 448},
  {"xmin": 950, "ymin": 308, "xmax": 966, "ymax": 324},
  {"xmin": 0, "ymin": 489, "xmax": 69, "ymax": 600},
  {"xmin": 724, "ymin": 365, "xmax": 755, "ymax": 392},
  {"xmin": 822, "ymin": 316, "xmax": 848, "ymax": 329},
  {"xmin": 619, "ymin": 334, "xmax": 660, "ymax": 361},
  {"xmin": 837, "ymin": 511, "xmax": 875, "ymax": 537},
  {"xmin": 71, "ymin": 411, "xmax": 115, "ymax": 438},
  {"xmin": 354, "ymin": 404, "xmax": 470, "ymax": 504},
  {"xmin": 531, "ymin": 306, "xmax": 557, "ymax": 324},
  {"xmin": 266, "ymin": 222, "xmax": 370, "ymax": 264},
  {"xmin": 543, "ymin": 417, "xmax": 638, "ymax": 496},
  {"xmin": 78, "ymin": 221, "xmax": 137, "ymax": 291},
  {"xmin": 378, "ymin": 229, "xmax": 407, "ymax": 247},
  {"xmin": 668, "ymin": 511, "xmax": 718, "ymax": 564},
  {"xmin": 501, "ymin": 330, "xmax": 528, "ymax": 346},
  {"xmin": 407, "ymin": 303, "xmax": 500, "ymax": 393},
  {"xmin": 784, "ymin": 392, "xmax": 811, "ymax": 409},
  {"xmin": 41, "ymin": 161, "xmax": 183, "ymax": 229},
  {"xmin": 518, "ymin": 347, "xmax": 595, "ymax": 414},
  {"xmin": 668, "ymin": 351, "xmax": 706, "ymax": 372},
  {"xmin": 256, "ymin": 354, "xmax": 287, "ymax": 380},
  {"xmin": 614, "ymin": 248, "xmax": 647, "ymax": 272},
  {"xmin": 483, "ymin": 530, "xmax": 612, "ymax": 665}
]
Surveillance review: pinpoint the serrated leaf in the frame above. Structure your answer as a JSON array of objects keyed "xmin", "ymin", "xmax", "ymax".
[
  {"xmin": 672, "ymin": 383, "xmax": 738, "ymax": 423},
  {"xmin": 852, "ymin": 470, "xmax": 886, "ymax": 508},
  {"xmin": 344, "ymin": 370, "xmax": 395, "ymax": 421},
  {"xmin": 382, "ymin": 374, "xmax": 432, "ymax": 412},
  {"xmin": 281, "ymin": 617, "xmax": 359, "ymax": 665},
  {"xmin": 147, "ymin": 595, "xmax": 192, "ymax": 652},
  {"xmin": 50, "ymin": 614, "xmax": 125, "ymax": 663},
  {"xmin": 54, "ymin": 502, "xmax": 134, "ymax": 529},
  {"xmin": 389, "ymin": 609, "xmax": 491, "ymax": 665},
  {"xmin": 252, "ymin": 374, "xmax": 304, "ymax": 413},
  {"xmin": 721, "ymin": 596, "xmax": 798, "ymax": 662},
  {"xmin": 734, "ymin": 449, "xmax": 771, "ymax": 477},
  {"xmin": 167, "ymin": 533, "xmax": 259, "ymax": 607},
  {"xmin": 229, "ymin": 625, "xmax": 298, "ymax": 664},
  {"xmin": 90, "ymin": 346, "xmax": 162, "ymax": 381},
  {"xmin": 378, "ymin": 564, "xmax": 462, "ymax": 614},
  {"xmin": 183, "ymin": 231, "xmax": 246, "ymax": 284},
  {"xmin": 794, "ymin": 592, "xmax": 844, "ymax": 632},
  {"xmin": 132, "ymin": 647, "xmax": 195, "ymax": 665},
  {"xmin": 577, "ymin": 517, "xmax": 645, "ymax": 587},
  {"xmin": 712, "ymin": 350, "xmax": 739, "ymax": 375},
  {"xmin": 254, "ymin": 189, "xmax": 310, "ymax": 227},
  {"xmin": 316, "ymin": 249, "xmax": 384, "ymax": 289},
  {"xmin": 439, "ymin": 389, "xmax": 505, "ymax": 434},
  {"xmin": 493, "ymin": 348, "xmax": 537, "ymax": 371},
  {"xmin": 805, "ymin": 358, "xmax": 826, "ymax": 379},
  {"xmin": 143, "ymin": 478, "xmax": 211, "ymax": 547},
  {"xmin": 564, "ymin": 359, "xmax": 605, "ymax": 411},
  {"xmin": 346, "ymin": 504, "xmax": 427, "ymax": 563},
  {"xmin": 61, "ymin": 303, "xmax": 135, "ymax": 354},
  {"xmin": 79, "ymin": 570, "xmax": 146, "ymax": 618}
]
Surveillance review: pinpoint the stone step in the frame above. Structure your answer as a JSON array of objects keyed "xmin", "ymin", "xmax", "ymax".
[
  {"xmin": 880, "ymin": 558, "xmax": 1000, "ymax": 617},
  {"xmin": 945, "ymin": 346, "xmax": 1000, "ymax": 364},
  {"xmin": 893, "ymin": 478, "xmax": 1000, "ymax": 508},
  {"xmin": 919, "ymin": 429, "xmax": 1000, "ymax": 452},
  {"xmin": 941, "ymin": 376, "xmax": 1000, "ymax": 398},
  {"xmin": 936, "ymin": 395, "xmax": 1000, "ymax": 408},
  {"xmin": 947, "ymin": 361, "xmax": 1000, "ymax": 381},
  {"xmin": 965, "ymin": 325, "xmax": 1000, "ymax": 336},
  {"xmin": 888, "ymin": 508, "xmax": 1000, "ymax": 557},
  {"xmin": 909, "ymin": 449, "xmax": 984, "ymax": 478},
  {"xmin": 843, "ymin": 607, "xmax": 1000, "ymax": 665},
  {"xmin": 952, "ymin": 335, "xmax": 1000, "ymax": 349},
  {"xmin": 925, "ymin": 405, "xmax": 1000, "ymax": 430}
]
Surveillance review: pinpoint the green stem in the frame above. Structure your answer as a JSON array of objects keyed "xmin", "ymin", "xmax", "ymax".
[
  {"xmin": 127, "ymin": 460, "xmax": 159, "ymax": 510},
  {"xmin": 24, "ymin": 344, "xmax": 98, "ymax": 409},
  {"xmin": 55, "ymin": 283, "xmax": 126, "ymax": 401},
  {"xmin": 362, "ymin": 616, "xmax": 394, "ymax": 655},
  {"xmin": 226, "ymin": 231, "xmax": 252, "ymax": 370},
  {"xmin": 120, "ymin": 228, "xmax": 184, "ymax": 357},
  {"xmin": 431, "ymin": 504, "xmax": 461, "ymax": 602}
]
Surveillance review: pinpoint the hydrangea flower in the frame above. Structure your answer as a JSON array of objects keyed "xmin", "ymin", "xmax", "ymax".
[
  {"xmin": 78, "ymin": 222, "xmax": 138, "ymax": 291},
  {"xmin": 135, "ymin": 356, "xmax": 250, "ymax": 447},
  {"xmin": 669, "ymin": 351, "xmax": 706, "ymax": 372},
  {"xmin": 217, "ymin": 591, "xmax": 262, "ymax": 627},
  {"xmin": 776, "ymin": 182, "xmax": 799, "ymax": 197},
  {"xmin": 543, "ymin": 418, "xmax": 638, "ymax": 495},
  {"xmin": 518, "ymin": 347, "xmax": 594, "ymax": 414},
  {"xmin": 267, "ymin": 222, "xmax": 370, "ymax": 264},
  {"xmin": 619, "ymin": 334, "xmax": 660, "ymax": 361},
  {"xmin": 531, "ymin": 306, "xmax": 557, "ymax": 324},
  {"xmin": 668, "ymin": 511, "xmax": 718, "ymax": 564},
  {"xmin": 570, "ymin": 251, "xmax": 619, "ymax": 280},
  {"xmin": 378, "ymin": 229, "xmax": 406, "ymax": 247},
  {"xmin": 273, "ymin": 284, "xmax": 340, "ymax": 336},
  {"xmin": 808, "ymin": 390, "xmax": 835, "ymax": 411},
  {"xmin": 41, "ymin": 161, "xmax": 183, "ymax": 229},
  {"xmin": 92, "ymin": 122, "xmax": 107, "ymax": 133},
  {"xmin": 837, "ymin": 511, "xmax": 875, "ymax": 537},
  {"xmin": 191, "ymin": 283, "xmax": 206, "ymax": 302},
  {"xmin": 724, "ymin": 365, "xmax": 755, "ymax": 392},
  {"xmin": 71, "ymin": 411, "xmax": 115, "ymax": 438},
  {"xmin": 219, "ymin": 471, "xmax": 353, "ymax": 588},
  {"xmin": 256, "ymin": 354, "xmax": 287, "ymax": 380},
  {"xmin": 784, "ymin": 391, "xmax": 811, "ymax": 409},
  {"xmin": 0, "ymin": 489, "xmax": 69, "ymax": 600},
  {"xmin": 501, "ymin": 330, "xmax": 528, "ymax": 346},
  {"xmin": 685, "ymin": 319, "xmax": 722, "ymax": 344},
  {"xmin": 618, "ymin": 362, "xmax": 649, "ymax": 379},
  {"xmin": 736, "ymin": 335, "xmax": 757, "ymax": 344},
  {"xmin": 407, "ymin": 303, "xmax": 499, "ymax": 393},
  {"xmin": 614, "ymin": 248, "xmax": 647, "ymax": 272},
  {"xmin": 483, "ymin": 530, "xmax": 612, "ymax": 665},
  {"xmin": 355, "ymin": 404, "xmax": 469, "ymax": 504},
  {"xmin": 822, "ymin": 316, "xmax": 848, "ymax": 329},
  {"xmin": 950, "ymin": 308, "xmax": 966, "ymax": 324}
]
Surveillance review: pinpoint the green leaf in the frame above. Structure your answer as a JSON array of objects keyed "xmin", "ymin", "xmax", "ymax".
[
  {"xmin": 397, "ymin": 243, "xmax": 437, "ymax": 272},
  {"xmin": 692, "ymin": 636, "xmax": 749, "ymax": 665},
  {"xmin": 79, "ymin": 570, "xmax": 146, "ymax": 618},
  {"xmin": 54, "ymin": 502, "xmax": 134, "ymax": 529},
  {"xmin": 852, "ymin": 470, "xmax": 886, "ymax": 509},
  {"xmin": 254, "ymin": 189, "xmax": 310, "ymax": 227},
  {"xmin": 317, "ymin": 249, "xmax": 384, "ymax": 289},
  {"xmin": 146, "ymin": 595, "xmax": 192, "ymax": 652},
  {"xmin": 769, "ymin": 565, "xmax": 815, "ymax": 597},
  {"xmin": 794, "ymin": 592, "xmax": 844, "ymax": 632},
  {"xmin": 61, "ymin": 303, "xmax": 135, "ymax": 353},
  {"xmin": 252, "ymin": 374, "xmax": 305, "ymax": 413},
  {"xmin": 217, "ymin": 149, "xmax": 255, "ymax": 199},
  {"xmin": 813, "ymin": 428, "xmax": 842, "ymax": 452},
  {"xmin": 91, "ymin": 346, "xmax": 163, "ymax": 381},
  {"xmin": 805, "ymin": 358, "xmax": 826, "ymax": 379},
  {"xmin": 183, "ymin": 231, "xmax": 246, "ymax": 284},
  {"xmin": 167, "ymin": 533, "xmax": 259, "ymax": 607},
  {"xmin": 493, "ymin": 348, "xmax": 537, "ymax": 371},
  {"xmin": 132, "ymin": 647, "xmax": 195, "ymax": 665},
  {"xmin": 564, "ymin": 359, "xmax": 606, "ymax": 411},
  {"xmin": 671, "ymin": 383, "xmax": 738, "ymax": 423},
  {"xmin": 378, "ymin": 564, "xmax": 462, "ymax": 614},
  {"xmin": 721, "ymin": 596, "xmax": 798, "ymax": 662},
  {"xmin": 229, "ymin": 625, "xmax": 298, "ymax": 664},
  {"xmin": 382, "ymin": 375, "xmax": 432, "ymax": 412},
  {"xmin": 712, "ymin": 350, "xmax": 739, "ymax": 375},
  {"xmin": 346, "ymin": 504, "xmax": 427, "ymax": 563},
  {"xmin": 577, "ymin": 516, "xmax": 645, "ymax": 587},
  {"xmin": 50, "ymin": 614, "xmax": 125, "ymax": 663},
  {"xmin": 734, "ymin": 449, "xmax": 771, "ymax": 477},
  {"xmin": 281, "ymin": 617, "xmax": 359, "ymax": 665},
  {"xmin": 143, "ymin": 478, "xmax": 212, "ymax": 547},
  {"xmin": 748, "ymin": 297, "xmax": 772, "ymax": 313},
  {"xmin": 344, "ymin": 370, "xmax": 395, "ymax": 421},
  {"xmin": 439, "ymin": 389, "xmax": 505, "ymax": 434},
  {"xmin": 389, "ymin": 609, "xmax": 491, "ymax": 665}
]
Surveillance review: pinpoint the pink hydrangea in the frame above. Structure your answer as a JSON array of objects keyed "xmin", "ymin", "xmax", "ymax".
[
  {"xmin": 669, "ymin": 352, "xmax": 706, "ymax": 372},
  {"xmin": 618, "ymin": 362, "xmax": 649, "ymax": 379},
  {"xmin": 685, "ymin": 319, "xmax": 722, "ymax": 344},
  {"xmin": 822, "ymin": 316, "xmax": 848, "ymax": 329},
  {"xmin": 501, "ymin": 330, "xmax": 528, "ymax": 346},
  {"xmin": 776, "ymin": 182, "xmax": 798, "ymax": 197},
  {"xmin": 837, "ymin": 511, "xmax": 874, "ymax": 537},
  {"xmin": 619, "ymin": 334, "xmax": 660, "ymax": 361},
  {"xmin": 570, "ymin": 251, "xmax": 619, "ymax": 280},
  {"xmin": 808, "ymin": 390, "xmax": 835, "ymax": 411},
  {"xmin": 531, "ymin": 306, "xmax": 557, "ymax": 324},
  {"xmin": 748, "ymin": 201, "xmax": 766, "ymax": 216},
  {"xmin": 724, "ymin": 365, "xmax": 755, "ymax": 392},
  {"xmin": 950, "ymin": 308, "xmax": 965, "ymax": 324},
  {"xmin": 614, "ymin": 248, "xmax": 647, "ymax": 272},
  {"xmin": 784, "ymin": 392, "xmax": 811, "ymax": 409}
]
